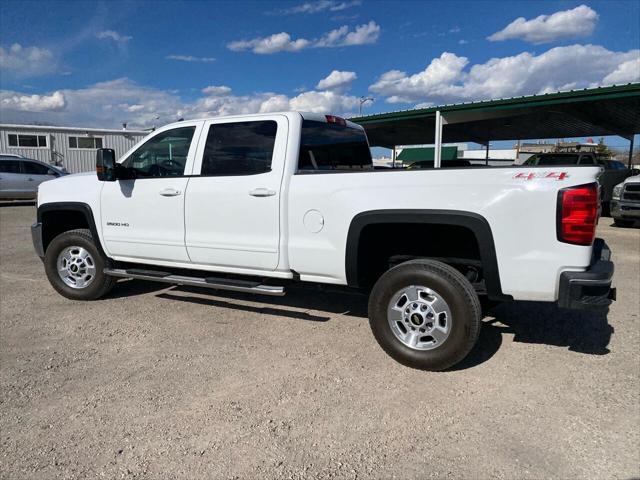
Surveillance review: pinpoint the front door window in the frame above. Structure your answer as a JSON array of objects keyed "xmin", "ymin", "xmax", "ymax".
[{"xmin": 121, "ymin": 127, "xmax": 195, "ymax": 177}]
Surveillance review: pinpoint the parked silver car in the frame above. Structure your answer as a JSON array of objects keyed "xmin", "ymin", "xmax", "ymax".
[{"xmin": 0, "ymin": 156, "xmax": 67, "ymax": 199}]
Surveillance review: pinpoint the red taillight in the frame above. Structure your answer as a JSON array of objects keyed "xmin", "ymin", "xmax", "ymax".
[
  {"xmin": 325, "ymin": 115, "xmax": 346, "ymax": 126},
  {"xmin": 557, "ymin": 183, "xmax": 599, "ymax": 246}
]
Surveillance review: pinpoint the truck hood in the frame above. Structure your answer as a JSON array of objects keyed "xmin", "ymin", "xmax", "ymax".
[
  {"xmin": 621, "ymin": 174, "xmax": 640, "ymax": 185},
  {"xmin": 37, "ymin": 170, "xmax": 103, "ymax": 208}
]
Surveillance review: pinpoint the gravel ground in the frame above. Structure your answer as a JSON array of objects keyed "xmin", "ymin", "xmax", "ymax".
[{"xmin": 1, "ymin": 203, "xmax": 638, "ymax": 480}]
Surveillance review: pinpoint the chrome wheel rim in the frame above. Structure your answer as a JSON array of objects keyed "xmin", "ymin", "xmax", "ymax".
[
  {"xmin": 56, "ymin": 246, "xmax": 96, "ymax": 289},
  {"xmin": 387, "ymin": 285, "xmax": 452, "ymax": 350}
]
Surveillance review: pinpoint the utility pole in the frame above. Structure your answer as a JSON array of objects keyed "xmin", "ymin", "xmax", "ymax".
[{"xmin": 358, "ymin": 97, "xmax": 374, "ymax": 116}]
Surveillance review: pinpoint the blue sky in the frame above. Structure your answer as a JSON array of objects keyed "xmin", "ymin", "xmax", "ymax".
[{"xmin": 1, "ymin": 0, "xmax": 639, "ymax": 148}]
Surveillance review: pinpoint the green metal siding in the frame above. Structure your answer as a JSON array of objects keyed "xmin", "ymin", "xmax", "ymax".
[{"xmin": 397, "ymin": 146, "xmax": 458, "ymax": 162}]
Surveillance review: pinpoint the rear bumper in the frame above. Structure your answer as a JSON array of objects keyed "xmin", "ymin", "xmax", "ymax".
[
  {"xmin": 31, "ymin": 222, "xmax": 44, "ymax": 259},
  {"xmin": 558, "ymin": 238, "xmax": 615, "ymax": 310}
]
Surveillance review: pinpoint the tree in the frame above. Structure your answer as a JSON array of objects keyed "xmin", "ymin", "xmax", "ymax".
[{"xmin": 596, "ymin": 138, "xmax": 612, "ymax": 159}]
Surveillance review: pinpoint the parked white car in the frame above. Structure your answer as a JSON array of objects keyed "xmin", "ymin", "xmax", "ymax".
[
  {"xmin": 0, "ymin": 156, "xmax": 66, "ymax": 199},
  {"xmin": 32, "ymin": 112, "xmax": 615, "ymax": 370}
]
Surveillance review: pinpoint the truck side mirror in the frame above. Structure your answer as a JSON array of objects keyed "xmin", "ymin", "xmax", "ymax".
[{"xmin": 96, "ymin": 148, "xmax": 117, "ymax": 181}]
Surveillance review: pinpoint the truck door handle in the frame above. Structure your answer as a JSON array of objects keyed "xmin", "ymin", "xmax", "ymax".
[
  {"xmin": 249, "ymin": 188, "xmax": 276, "ymax": 197},
  {"xmin": 159, "ymin": 188, "xmax": 182, "ymax": 197}
]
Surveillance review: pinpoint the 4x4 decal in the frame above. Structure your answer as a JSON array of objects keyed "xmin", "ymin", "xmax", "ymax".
[{"xmin": 514, "ymin": 171, "xmax": 570, "ymax": 181}]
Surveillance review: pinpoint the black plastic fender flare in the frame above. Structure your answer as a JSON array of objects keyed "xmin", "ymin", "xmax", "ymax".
[{"xmin": 345, "ymin": 209, "xmax": 512, "ymax": 302}]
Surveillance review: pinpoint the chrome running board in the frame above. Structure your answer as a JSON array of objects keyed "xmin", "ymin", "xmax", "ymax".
[{"xmin": 104, "ymin": 268, "xmax": 285, "ymax": 296}]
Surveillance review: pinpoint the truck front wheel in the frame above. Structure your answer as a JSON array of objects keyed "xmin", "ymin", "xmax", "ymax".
[
  {"xmin": 44, "ymin": 229, "xmax": 115, "ymax": 301},
  {"xmin": 368, "ymin": 259, "xmax": 482, "ymax": 371}
]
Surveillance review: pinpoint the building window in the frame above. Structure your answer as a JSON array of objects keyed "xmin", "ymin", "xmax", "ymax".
[
  {"xmin": 68, "ymin": 136, "xmax": 103, "ymax": 149},
  {"xmin": 7, "ymin": 134, "xmax": 47, "ymax": 148}
]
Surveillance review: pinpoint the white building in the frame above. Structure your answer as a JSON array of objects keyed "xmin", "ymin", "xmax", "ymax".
[{"xmin": 0, "ymin": 124, "xmax": 148, "ymax": 173}]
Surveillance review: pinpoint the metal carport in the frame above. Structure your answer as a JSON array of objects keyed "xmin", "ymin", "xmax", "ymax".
[{"xmin": 350, "ymin": 83, "xmax": 640, "ymax": 168}]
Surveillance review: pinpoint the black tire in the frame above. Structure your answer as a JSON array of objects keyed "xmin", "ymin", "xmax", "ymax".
[
  {"xmin": 613, "ymin": 218, "xmax": 633, "ymax": 228},
  {"xmin": 44, "ymin": 229, "xmax": 115, "ymax": 300},
  {"xmin": 368, "ymin": 259, "xmax": 482, "ymax": 371}
]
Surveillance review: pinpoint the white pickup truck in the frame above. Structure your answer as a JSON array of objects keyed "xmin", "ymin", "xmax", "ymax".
[{"xmin": 32, "ymin": 112, "xmax": 615, "ymax": 370}]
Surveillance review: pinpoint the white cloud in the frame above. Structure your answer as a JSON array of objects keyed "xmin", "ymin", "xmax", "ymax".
[
  {"xmin": 0, "ymin": 75, "xmax": 361, "ymax": 128},
  {"xmin": 0, "ymin": 90, "xmax": 66, "ymax": 112},
  {"xmin": 369, "ymin": 44, "xmax": 640, "ymax": 105},
  {"xmin": 0, "ymin": 43, "xmax": 57, "ymax": 78},
  {"xmin": 316, "ymin": 21, "xmax": 380, "ymax": 47},
  {"xmin": 370, "ymin": 52, "xmax": 468, "ymax": 103},
  {"xmin": 227, "ymin": 21, "xmax": 379, "ymax": 54},
  {"xmin": 202, "ymin": 85, "xmax": 232, "ymax": 96},
  {"xmin": 289, "ymin": 90, "xmax": 359, "ymax": 113},
  {"xmin": 316, "ymin": 70, "xmax": 357, "ymax": 91},
  {"xmin": 96, "ymin": 30, "xmax": 132, "ymax": 44},
  {"xmin": 488, "ymin": 5, "xmax": 598, "ymax": 44},
  {"xmin": 166, "ymin": 54, "xmax": 216, "ymax": 63},
  {"xmin": 279, "ymin": 0, "xmax": 361, "ymax": 15},
  {"xmin": 602, "ymin": 58, "xmax": 640, "ymax": 84},
  {"xmin": 0, "ymin": 78, "xmax": 184, "ymax": 127},
  {"xmin": 227, "ymin": 32, "xmax": 310, "ymax": 54},
  {"xmin": 120, "ymin": 103, "xmax": 145, "ymax": 112},
  {"xmin": 258, "ymin": 95, "xmax": 291, "ymax": 113}
]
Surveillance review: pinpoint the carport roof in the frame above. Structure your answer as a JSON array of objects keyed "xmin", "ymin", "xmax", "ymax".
[{"xmin": 350, "ymin": 83, "xmax": 640, "ymax": 148}]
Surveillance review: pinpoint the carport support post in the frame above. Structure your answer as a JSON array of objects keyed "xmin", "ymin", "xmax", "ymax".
[
  {"xmin": 485, "ymin": 142, "xmax": 489, "ymax": 166},
  {"xmin": 628, "ymin": 136, "xmax": 634, "ymax": 169},
  {"xmin": 434, "ymin": 111, "xmax": 445, "ymax": 168}
]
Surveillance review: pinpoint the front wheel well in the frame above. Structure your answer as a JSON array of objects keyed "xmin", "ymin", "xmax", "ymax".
[{"xmin": 40, "ymin": 209, "xmax": 91, "ymax": 253}]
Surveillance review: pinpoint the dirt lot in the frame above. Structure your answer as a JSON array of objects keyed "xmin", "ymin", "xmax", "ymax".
[{"xmin": 0, "ymin": 203, "xmax": 638, "ymax": 480}]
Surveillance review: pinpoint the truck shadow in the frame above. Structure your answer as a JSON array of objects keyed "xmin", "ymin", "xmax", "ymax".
[
  {"xmin": 109, "ymin": 279, "xmax": 613, "ymax": 369},
  {"xmin": 452, "ymin": 301, "xmax": 613, "ymax": 370},
  {"xmin": 155, "ymin": 283, "xmax": 369, "ymax": 323},
  {"xmin": 0, "ymin": 201, "xmax": 36, "ymax": 208}
]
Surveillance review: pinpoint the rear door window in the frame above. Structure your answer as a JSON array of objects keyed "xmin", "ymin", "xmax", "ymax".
[
  {"xmin": 200, "ymin": 121, "xmax": 277, "ymax": 176},
  {"xmin": 298, "ymin": 120, "xmax": 372, "ymax": 172},
  {"xmin": 0, "ymin": 160, "xmax": 21, "ymax": 173},
  {"xmin": 21, "ymin": 161, "xmax": 50, "ymax": 175}
]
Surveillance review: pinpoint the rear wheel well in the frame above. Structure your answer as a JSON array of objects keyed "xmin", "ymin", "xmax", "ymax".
[
  {"xmin": 41, "ymin": 210, "xmax": 90, "ymax": 253},
  {"xmin": 355, "ymin": 222, "xmax": 483, "ymax": 290}
]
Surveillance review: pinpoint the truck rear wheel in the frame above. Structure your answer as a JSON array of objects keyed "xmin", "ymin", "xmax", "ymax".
[
  {"xmin": 368, "ymin": 259, "xmax": 481, "ymax": 371},
  {"xmin": 44, "ymin": 229, "xmax": 115, "ymax": 301}
]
